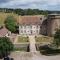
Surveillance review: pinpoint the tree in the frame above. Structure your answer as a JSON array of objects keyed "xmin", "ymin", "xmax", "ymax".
[
  {"xmin": 5, "ymin": 16, "xmax": 17, "ymax": 33},
  {"xmin": 14, "ymin": 9, "xmax": 24, "ymax": 15},
  {"xmin": 0, "ymin": 37, "xmax": 14, "ymax": 59},
  {"xmin": 24, "ymin": 9, "xmax": 34, "ymax": 15},
  {"xmin": 53, "ymin": 29, "xmax": 60, "ymax": 48}
]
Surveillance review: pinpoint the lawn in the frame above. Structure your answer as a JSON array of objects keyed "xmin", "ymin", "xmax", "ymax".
[
  {"xmin": 14, "ymin": 47, "xmax": 28, "ymax": 51},
  {"xmin": 17, "ymin": 36, "xmax": 29, "ymax": 43},
  {"xmin": 35, "ymin": 36, "xmax": 53, "ymax": 43}
]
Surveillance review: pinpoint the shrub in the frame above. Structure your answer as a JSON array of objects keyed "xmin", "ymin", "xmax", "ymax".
[
  {"xmin": 0, "ymin": 37, "xmax": 14, "ymax": 59},
  {"xmin": 39, "ymin": 45, "xmax": 60, "ymax": 55},
  {"xmin": 5, "ymin": 16, "xmax": 17, "ymax": 33}
]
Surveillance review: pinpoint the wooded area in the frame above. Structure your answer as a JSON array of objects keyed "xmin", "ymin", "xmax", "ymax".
[{"xmin": 0, "ymin": 8, "xmax": 59, "ymax": 16}]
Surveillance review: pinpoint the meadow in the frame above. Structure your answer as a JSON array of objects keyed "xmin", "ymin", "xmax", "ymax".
[{"xmin": 0, "ymin": 12, "xmax": 18, "ymax": 26}]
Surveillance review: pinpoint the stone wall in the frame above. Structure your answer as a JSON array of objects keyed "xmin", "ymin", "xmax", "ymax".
[
  {"xmin": 19, "ymin": 14, "xmax": 60, "ymax": 36},
  {"xmin": 40, "ymin": 19, "xmax": 47, "ymax": 35},
  {"xmin": 47, "ymin": 15, "xmax": 60, "ymax": 36},
  {"xmin": 14, "ymin": 43, "xmax": 30, "ymax": 52}
]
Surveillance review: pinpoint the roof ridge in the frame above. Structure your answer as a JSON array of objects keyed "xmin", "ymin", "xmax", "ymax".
[{"xmin": 19, "ymin": 15, "xmax": 44, "ymax": 17}]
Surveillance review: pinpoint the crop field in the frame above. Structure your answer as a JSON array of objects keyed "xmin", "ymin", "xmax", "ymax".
[{"xmin": 0, "ymin": 12, "xmax": 18, "ymax": 26}]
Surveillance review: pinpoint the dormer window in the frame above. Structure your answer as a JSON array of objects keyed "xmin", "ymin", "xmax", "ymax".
[{"xmin": 40, "ymin": 18, "xmax": 42, "ymax": 20}]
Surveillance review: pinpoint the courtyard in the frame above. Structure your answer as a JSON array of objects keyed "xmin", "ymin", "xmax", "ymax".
[{"xmin": 13, "ymin": 35, "xmax": 54, "ymax": 52}]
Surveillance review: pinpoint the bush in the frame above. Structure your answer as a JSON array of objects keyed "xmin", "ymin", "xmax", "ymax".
[
  {"xmin": 5, "ymin": 16, "xmax": 17, "ymax": 33},
  {"xmin": 0, "ymin": 37, "xmax": 14, "ymax": 59},
  {"xmin": 39, "ymin": 45, "xmax": 60, "ymax": 55},
  {"xmin": 53, "ymin": 29, "xmax": 60, "ymax": 48}
]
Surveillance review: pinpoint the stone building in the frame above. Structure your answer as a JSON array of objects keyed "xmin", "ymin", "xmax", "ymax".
[
  {"xmin": 47, "ymin": 14, "xmax": 60, "ymax": 36},
  {"xmin": 19, "ymin": 15, "xmax": 45, "ymax": 35},
  {"xmin": 18, "ymin": 14, "xmax": 60, "ymax": 36}
]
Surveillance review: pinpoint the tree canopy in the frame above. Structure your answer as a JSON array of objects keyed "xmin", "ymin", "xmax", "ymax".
[
  {"xmin": 0, "ymin": 8, "xmax": 60, "ymax": 16},
  {"xmin": 53, "ymin": 29, "xmax": 60, "ymax": 48},
  {"xmin": 0, "ymin": 37, "xmax": 14, "ymax": 58},
  {"xmin": 5, "ymin": 16, "xmax": 17, "ymax": 33},
  {"xmin": 0, "ymin": 8, "xmax": 49, "ymax": 16}
]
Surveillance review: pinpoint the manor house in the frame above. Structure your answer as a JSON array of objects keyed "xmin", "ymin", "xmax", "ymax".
[{"xmin": 18, "ymin": 14, "xmax": 60, "ymax": 36}]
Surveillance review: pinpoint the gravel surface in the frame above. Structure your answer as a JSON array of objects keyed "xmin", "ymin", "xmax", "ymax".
[{"xmin": 9, "ymin": 51, "xmax": 60, "ymax": 60}]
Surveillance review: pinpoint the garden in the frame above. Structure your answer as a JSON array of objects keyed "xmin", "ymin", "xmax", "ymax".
[
  {"xmin": 14, "ymin": 36, "xmax": 30, "ymax": 52},
  {"xmin": 17, "ymin": 36, "xmax": 29, "ymax": 43},
  {"xmin": 35, "ymin": 36, "xmax": 53, "ymax": 43}
]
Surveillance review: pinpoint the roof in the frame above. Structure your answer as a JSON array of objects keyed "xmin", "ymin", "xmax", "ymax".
[
  {"xmin": 0, "ymin": 27, "xmax": 8, "ymax": 37},
  {"xmin": 48, "ymin": 13, "xmax": 60, "ymax": 16},
  {"xmin": 19, "ymin": 15, "xmax": 45, "ymax": 25}
]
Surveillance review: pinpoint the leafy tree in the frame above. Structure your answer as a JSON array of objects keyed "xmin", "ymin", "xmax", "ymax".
[
  {"xmin": 53, "ymin": 29, "xmax": 60, "ymax": 48},
  {"xmin": 14, "ymin": 9, "xmax": 24, "ymax": 15},
  {"xmin": 23, "ymin": 9, "xmax": 33, "ymax": 15},
  {"xmin": 5, "ymin": 16, "xmax": 17, "ymax": 33},
  {"xmin": 0, "ymin": 37, "xmax": 14, "ymax": 59}
]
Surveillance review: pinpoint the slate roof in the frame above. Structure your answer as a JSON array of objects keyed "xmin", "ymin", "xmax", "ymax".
[{"xmin": 19, "ymin": 15, "xmax": 45, "ymax": 25}]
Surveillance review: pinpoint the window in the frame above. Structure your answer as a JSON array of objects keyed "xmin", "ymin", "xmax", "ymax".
[
  {"xmin": 34, "ymin": 31, "xmax": 35, "ymax": 32},
  {"xmin": 37, "ymin": 25, "xmax": 38, "ymax": 28},
  {"xmin": 34, "ymin": 26, "xmax": 36, "ymax": 28},
  {"xmin": 20, "ymin": 26, "xmax": 22, "ymax": 28},
  {"xmin": 30, "ymin": 25, "xmax": 32, "ymax": 28},
  {"xmin": 40, "ymin": 18, "xmax": 42, "ymax": 20},
  {"xmin": 28, "ymin": 31, "xmax": 29, "ymax": 32},
  {"xmin": 36, "ymin": 30, "xmax": 38, "ymax": 33},
  {"xmin": 21, "ymin": 30, "xmax": 23, "ymax": 33},
  {"xmin": 24, "ymin": 30, "xmax": 26, "ymax": 33}
]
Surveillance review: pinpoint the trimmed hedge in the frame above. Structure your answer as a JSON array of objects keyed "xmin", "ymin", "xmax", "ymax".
[{"xmin": 39, "ymin": 45, "xmax": 60, "ymax": 55}]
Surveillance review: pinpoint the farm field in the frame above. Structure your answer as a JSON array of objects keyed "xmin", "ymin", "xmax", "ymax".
[{"xmin": 0, "ymin": 12, "xmax": 18, "ymax": 26}]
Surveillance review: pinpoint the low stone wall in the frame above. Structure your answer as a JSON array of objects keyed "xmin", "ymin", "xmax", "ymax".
[{"xmin": 14, "ymin": 43, "xmax": 30, "ymax": 52}]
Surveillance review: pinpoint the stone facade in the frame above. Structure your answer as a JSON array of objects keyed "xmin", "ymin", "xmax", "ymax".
[
  {"xmin": 19, "ymin": 15, "xmax": 45, "ymax": 35},
  {"xmin": 47, "ymin": 14, "xmax": 60, "ymax": 36},
  {"xmin": 19, "ymin": 25, "xmax": 40, "ymax": 35}
]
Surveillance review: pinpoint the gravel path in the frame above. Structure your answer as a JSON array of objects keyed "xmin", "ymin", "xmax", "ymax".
[{"xmin": 29, "ymin": 36, "xmax": 36, "ymax": 52}]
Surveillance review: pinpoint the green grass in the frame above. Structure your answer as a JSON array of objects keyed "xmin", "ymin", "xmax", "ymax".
[
  {"xmin": 14, "ymin": 48, "xmax": 27, "ymax": 51},
  {"xmin": 17, "ymin": 36, "xmax": 29, "ymax": 43},
  {"xmin": 35, "ymin": 36, "xmax": 53, "ymax": 43}
]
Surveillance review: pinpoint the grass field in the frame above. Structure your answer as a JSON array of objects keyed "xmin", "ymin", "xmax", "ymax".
[
  {"xmin": 17, "ymin": 36, "xmax": 29, "ymax": 43},
  {"xmin": 35, "ymin": 36, "xmax": 53, "ymax": 43},
  {"xmin": 0, "ymin": 12, "xmax": 18, "ymax": 26}
]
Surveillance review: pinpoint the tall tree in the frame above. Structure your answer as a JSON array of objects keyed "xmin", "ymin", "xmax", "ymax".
[
  {"xmin": 53, "ymin": 29, "xmax": 60, "ymax": 48},
  {"xmin": 5, "ymin": 16, "xmax": 17, "ymax": 33},
  {"xmin": 0, "ymin": 37, "xmax": 14, "ymax": 59}
]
